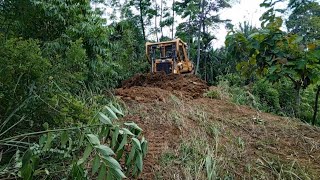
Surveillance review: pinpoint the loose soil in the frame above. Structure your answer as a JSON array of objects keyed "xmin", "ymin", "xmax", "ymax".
[
  {"xmin": 117, "ymin": 72, "xmax": 208, "ymax": 100},
  {"xmin": 115, "ymin": 73, "xmax": 320, "ymax": 179}
]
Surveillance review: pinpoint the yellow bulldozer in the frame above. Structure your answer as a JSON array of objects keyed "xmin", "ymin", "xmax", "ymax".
[{"xmin": 146, "ymin": 38, "xmax": 194, "ymax": 74}]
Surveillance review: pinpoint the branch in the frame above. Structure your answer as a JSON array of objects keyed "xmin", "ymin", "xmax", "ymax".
[
  {"xmin": 0, "ymin": 124, "xmax": 105, "ymax": 143},
  {"xmin": 285, "ymin": 74, "xmax": 296, "ymax": 83}
]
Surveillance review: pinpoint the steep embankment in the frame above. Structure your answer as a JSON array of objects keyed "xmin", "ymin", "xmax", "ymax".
[{"xmin": 116, "ymin": 73, "xmax": 320, "ymax": 179}]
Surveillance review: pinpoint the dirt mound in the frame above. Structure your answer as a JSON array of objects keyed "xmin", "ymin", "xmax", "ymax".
[
  {"xmin": 115, "ymin": 87, "xmax": 171, "ymax": 102},
  {"xmin": 117, "ymin": 72, "xmax": 208, "ymax": 100},
  {"xmin": 116, "ymin": 74, "xmax": 320, "ymax": 179},
  {"xmin": 121, "ymin": 97, "xmax": 320, "ymax": 179}
]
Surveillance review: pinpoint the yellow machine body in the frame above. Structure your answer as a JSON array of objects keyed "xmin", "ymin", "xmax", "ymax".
[{"xmin": 146, "ymin": 38, "xmax": 194, "ymax": 74}]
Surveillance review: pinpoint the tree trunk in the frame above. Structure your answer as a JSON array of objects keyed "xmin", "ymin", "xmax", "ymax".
[
  {"xmin": 154, "ymin": 1, "xmax": 159, "ymax": 42},
  {"xmin": 139, "ymin": 0, "xmax": 146, "ymax": 41},
  {"xmin": 171, "ymin": 0, "xmax": 175, "ymax": 39},
  {"xmin": 204, "ymin": 53, "xmax": 208, "ymax": 81},
  {"xmin": 196, "ymin": 24, "xmax": 201, "ymax": 75},
  {"xmin": 295, "ymin": 84, "xmax": 301, "ymax": 117},
  {"xmin": 202, "ymin": 2, "xmax": 206, "ymax": 80},
  {"xmin": 196, "ymin": 0, "xmax": 204, "ymax": 75},
  {"xmin": 188, "ymin": 18, "xmax": 191, "ymax": 58},
  {"xmin": 312, "ymin": 86, "xmax": 320, "ymax": 125},
  {"xmin": 160, "ymin": 0, "xmax": 163, "ymax": 39}
]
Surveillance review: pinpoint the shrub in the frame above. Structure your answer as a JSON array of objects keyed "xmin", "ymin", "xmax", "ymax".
[
  {"xmin": 300, "ymin": 84, "xmax": 319, "ymax": 124},
  {"xmin": 273, "ymin": 79, "xmax": 296, "ymax": 117},
  {"xmin": 49, "ymin": 39, "xmax": 89, "ymax": 94},
  {"xmin": 204, "ymin": 90, "xmax": 221, "ymax": 99},
  {"xmin": 0, "ymin": 103, "xmax": 148, "ymax": 179},
  {"xmin": 252, "ymin": 80, "xmax": 281, "ymax": 113},
  {"xmin": 0, "ymin": 37, "xmax": 50, "ymax": 135},
  {"xmin": 217, "ymin": 73, "xmax": 245, "ymax": 87}
]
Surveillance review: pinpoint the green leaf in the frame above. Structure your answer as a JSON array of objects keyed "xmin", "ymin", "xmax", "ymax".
[
  {"xmin": 103, "ymin": 156, "xmax": 122, "ymax": 170},
  {"xmin": 206, "ymin": 156, "xmax": 213, "ymax": 180},
  {"xmin": 136, "ymin": 153, "xmax": 143, "ymax": 172},
  {"xmin": 21, "ymin": 164, "xmax": 33, "ymax": 180},
  {"xmin": 111, "ymin": 126, "xmax": 120, "ymax": 148},
  {"xmin": 43, "ymin": 132, "xmax": 53, "ymax": 151},
  {"xmin": 70, "ymin": 163, "xmax": 85, "ymax": 179},
  {"xmin": 22, "ymin": 149, "xmax": 32, "ymax": 165},
  {"xmin": 95, "ymin": 145, "xmax": 115, "ymax": 156},
  {"xmin": 116, "ymin": 134, "xmax": 127, "ymax": 152},
  {"xmin": 79, "ymin": 133, "xmax": 85, "ymax": 146},
  {"xmin": 132, "ymin": 138, "xmax": 142, "ymax": 151},
  {"xmin": 120, "ymin": 128, "xmax": 134, "ymax": 136},
  {"xmin": 106, "ymin": 170, "xmax": 113, "ymax": 180},
  {"xmin": 97, "ymin": 164, "xmax": 106, "ymax": 180},
  {"xmin": 92, "ymin": 156, "xmax": 100, "ymax": 175},
  {"xmin": 141, "ymin": 141, "xmax": 148, "ymax": 158},
  {"xmin": 116, "ymin": 149, "xmax": 124, "ymax": 160},
  {"xmin": 87, "ymin": 134, "xmax": 100, "ymax": 145},
  {"xmin": 293, "ymin": 36, "xmax": 303, "ymax": 43},
  {"xmin": 99, "ymin": 112, "xmax": 112, "ymax": 125},
  {"xmin": 124, "ymin": 122, "xmax": 142, "ymax": 132},
  {"xmin": 105, "ymin": 106, "xmax": 118, "ymax": 120},
  {"xmin": 100, "ymin": 126, "xmax": 110, "ymax": 138},
  {"xmin": 126, "ymin": 147, "xmax": 135, "ymax": 166},
  {"xmin": 60, "ymin": 131, "xmax": 68, "ymax": 147},
  {"xmin": 42, "ymin": 122, "xmax": 49, "ymax": 130},
  {"xmin": 112, "ymin": 167, "xmax": 126, "ymax": 179},
  {"xmin": 269, "ymin": 65, "xmax": 277, "ymax": 74},
  {"xmin": 67, "ymin": 138, "xmax": 73, "ymax": 152},
  {"xmin": 109, "ymin": 104, "xmax": 124, "ymax": 116},
  {"xmin": 77, "ymin": 145, "xmax": 93, "ymax": 165},
  {"xmin": 132, "ymin": 166, "xmax": 138, "ymax": 176},
  {"xmin": 21, "ymin": 150, "xmax": 35, "ymax": 180}
]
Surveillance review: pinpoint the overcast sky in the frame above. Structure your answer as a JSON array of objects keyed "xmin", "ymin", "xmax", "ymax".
[{"xmin": 212, "ymin": 0, "xmax": 288, "ymax": 48}]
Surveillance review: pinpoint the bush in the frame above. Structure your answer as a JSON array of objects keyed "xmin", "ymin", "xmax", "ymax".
[
  {"xmin": 300, "ymin": 84, "xmax": 319, "ymax": 124},
  {"xmin": 216, "ymin": 75, "xmax": 281, "ymax": 114},
  {"xmin": 216, "ymin": 77, "xmax": 259, "ymax": 109},
  {"xmin": 0, "ymin": 37, "xmax": 50, "ymax": 134},
  {"xmin": 252, "ymin": 80, "xmax": 281, "ymax": 113},
  {"xmin": 204, "ymin": 90, "xmax": 221, "ymax": 99},
  {"xmin": 217, "ymin": 73, "xmax": 245, "ymax": 87},
  {"xmin": 273, "ymin": 79, "xmax": 296, "ymax": 117},
  {"xmin": 216, "ymin": 74, "xmax": 320, "ymax": 125},
  {"xmin": 49, "ymin": 39, "xmax": 89, "ymax": 93}
]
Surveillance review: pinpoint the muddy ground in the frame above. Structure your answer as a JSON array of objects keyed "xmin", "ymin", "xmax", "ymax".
[{"xmin": 115, "ymin": 73, "xmax": 320, "ymax": 179}]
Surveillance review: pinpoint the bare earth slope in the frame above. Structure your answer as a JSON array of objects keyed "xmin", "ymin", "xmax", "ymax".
[{"xmin": 116, "ymin": 73, "xmax": 320, "ymax": 179}]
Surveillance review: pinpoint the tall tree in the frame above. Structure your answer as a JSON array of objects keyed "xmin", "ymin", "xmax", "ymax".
[
  {"xmin": 176, "ymin": 0, "xmax": 231, "ymax": 75},
  {"xmin": 286, "ymin": 1, "xmax": 320, "ymax": 43},
  {"xmin": 172, "ymin": 0, "xmax": 175, "ymax": 39},
  {"xmin": 122, "ymin": 0, "xmax": 156, "ymax": 41},
  {"xmin": 261, "ymin": 0, "xmax": 320, "ymax": 122}
]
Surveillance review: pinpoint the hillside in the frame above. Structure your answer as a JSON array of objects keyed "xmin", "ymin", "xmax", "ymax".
[{"xmin": 116, "ymin": 73, "xmax": 320, "ymax": 179}]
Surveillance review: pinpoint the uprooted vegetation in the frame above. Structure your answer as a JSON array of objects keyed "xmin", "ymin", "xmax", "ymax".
[{"xmin": 116, "ymin": 73, "xmax": 320, "ymax": 179}]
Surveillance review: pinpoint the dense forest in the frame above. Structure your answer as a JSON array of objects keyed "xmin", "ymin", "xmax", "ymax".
[{"xmin": 1, "ymin": 0, "xmax": 320, "ymax": 179}]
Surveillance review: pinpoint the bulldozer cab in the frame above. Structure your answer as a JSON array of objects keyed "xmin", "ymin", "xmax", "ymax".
[{"xmin": 146, "ymin": 38, "xmax": 194, "ymax": 74}]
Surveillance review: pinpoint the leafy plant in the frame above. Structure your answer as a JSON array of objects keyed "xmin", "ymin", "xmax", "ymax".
[
  {"xmin": 0, "ymin": 103, "xmax": 148, "ymax": 179},
  {"xmin": 205, "ymin": 155, "xmax": 217, "ymax": 180},
  {"xmin": 253, "ymin": 80, "xmax": 281, "ymax": 113}
]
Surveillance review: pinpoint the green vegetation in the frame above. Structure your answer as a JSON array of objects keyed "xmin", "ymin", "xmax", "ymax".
[
  {"xmin": 1, "ymin": 104, "xmax": 148, "ymax": 179},
  {"xmin": 0, "ymin": 0, "xmax": 148, "ymax": 179},
  {"xmin": 1, "ymin": 0, "xmax": 320, "ymax": 179},
  {"xmin": 201, "ymin": 0, "xmax": 320, "ymax": 125}
]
